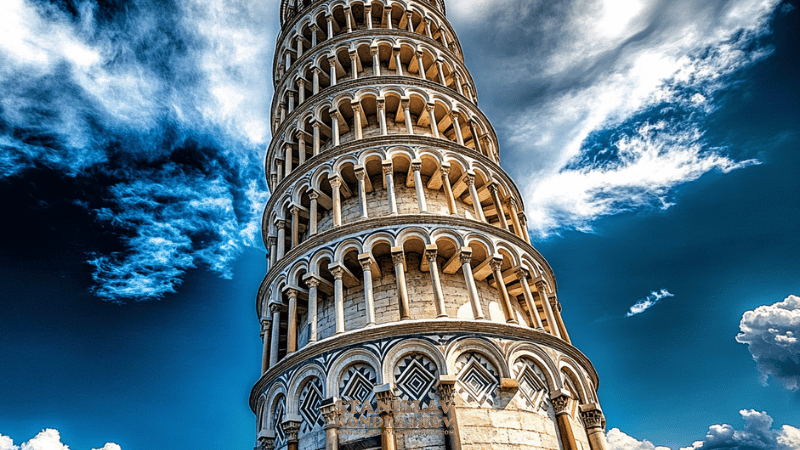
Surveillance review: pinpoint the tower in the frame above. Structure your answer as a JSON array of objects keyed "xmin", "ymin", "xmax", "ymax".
[{"xmin": 252, "ymin": 1, "xmax": 609, "ymax": 450}]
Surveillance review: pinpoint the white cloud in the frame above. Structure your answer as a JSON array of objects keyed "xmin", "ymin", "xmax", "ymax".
[
  {"xmin": 626, "ymin": 288, "xmax": 674, "ymax": 317},
  {"xmin": 678, "ymin": 410, "xmax": 800, "ymax": 450},
  {"xmin": 449, "ymin": 0, "xmax": 781, "ymax": 237},
  {"xmin": 608, "ymin": 411, "xmax": 800, "ymax": 450},
  {"xmin": 736, "ymin": 295, "xmax": 800, "ymax": 391},
  {"xmin": 0, "ymin": 429, "xmax": 120, "ymax": 450},
  {"xmin": 607, "ymin": 428, "xmax": 671, "ymax": 450}
]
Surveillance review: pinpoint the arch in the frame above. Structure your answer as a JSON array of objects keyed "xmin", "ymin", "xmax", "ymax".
[
  {"xmin": 334, "ymin": 238, "xmax": 364, "ymax": 262},
  {"xmin": 327, "ymin": 347, "xmax": 383, "ymax": 397},
  {"xmin": 444, "ymin": 336, "xmax": 510, "ymax": 378},
  {"xmin": 382, "ymin": 337, "xmax": 447, "ymax": 383}
]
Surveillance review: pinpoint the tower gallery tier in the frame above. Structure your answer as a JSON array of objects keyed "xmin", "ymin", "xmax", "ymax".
[{"xmin": 251, "ymin": 1, "xmax": 609, "ymax": 450}]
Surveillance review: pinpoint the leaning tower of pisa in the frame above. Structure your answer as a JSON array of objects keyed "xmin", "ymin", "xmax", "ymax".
[{"xmin": 252, "ymin": 1, "xmax": 609, "ymax": 450}]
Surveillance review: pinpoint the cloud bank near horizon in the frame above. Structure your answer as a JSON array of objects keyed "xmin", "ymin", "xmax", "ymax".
[{"xmin": 0, "ymin": 429, "xmax": 119, "ymax": 450}]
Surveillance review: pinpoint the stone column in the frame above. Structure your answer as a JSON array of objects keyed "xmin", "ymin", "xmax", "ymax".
[
  {"xmin": 491, "ymin": 257, "xmax": 518, "ymax": 324},
  {"xmin": 269, "ymin": 303, "xmax": 281, "ymax": 368},
  {"xmin": 441, "ymin": 164, "xmax": 458, "ymax": 215},
  {"xmin": 383, "ymin": 9, "xmax": 392, "ymax": 30},
  {"xmin": 321, "ymin": 398, "xmax": 340, "ymax": 450},
  {"xmin": 358, "ymin": 253, "xmax": 377, "ymax": 326},
  {"xmin": 326, "ymin": 15, "xmax": 334, "ymax": 39},
  {"xmin": 344, "ymin": 6, "xmax": 353, "ymax": 33},
  {"xmin": 426, "ymin": 103, "xmax": 439, "ymax": 138},
  {"xmin": 436, "ymin": 59, "xmax": 446, "ymax": 85},
  {"xmin": 519, "ymin": 213, "xmax": 532, "ymax": 244},
  {"xmin": 310, "ymin": 24, "xmax": 318, "ymax": 46},
  {"xmin": 405, "ymin": 12, "xmax": 414, "ymax": 32},
  {"xmin": 288, "ymin": 91, "xmax": 295, "ymax": 113},
  {"xmin": 392, "ymin": 248, "xmax": 410, "ymax": 320},
  {"xmin": 580, "ymin": 404, "xmax": 608, "ymax": 450},
  {"xmin": 276, "ymin": 219, "xmax": 286, "ymax": 260},
  {"xmin": 286, "ymin": 289, "xmax": 298, "ymax": 354},
  {"xmin": 284, "ymin": 143, "xmax": 293, "ymax": 177},
  {"xmin": 330, "ymin": 176, "xmax": 342, "ymax": 227},
  {"xmin": 328, "ymin": 55, "xmax": 338, "ymax": 85},
  {"xmin": 551, "ymin": 391, "xmax": 579, "ymax": 450},
  {"xmin": 451, "ymin": 113, "xmax": 464, "ymax": 145},
  {"xmin": 290, "ymin": 205, "xmax": 300, "ymax": 249},
  {"xmin": 453, "ymin": 72, "xmax": 463, "ymax": 95},
  {"xmin": 551, "ymin": 297, "xmax": 572, "ymax": 343},
  {"xmin": 305, "ymin": 275, "xmax": 320, "ymax": 343},
  {"xmin": 393, "ymin": 45, "xmax": 403, "ymax": 76},
  {"xmin": 313, "ymin": 67, "xmax": 320, "ymax": 94},
  {"xmin": 349, "ymin": 49, "xmax": 358, "ymax": 80},
  {"xmin": 401, "ymin": 98, "xmax": 413, "ymax": 134},
  {"xmin": 426, "ymin": 245, "xmax": 448, "ymax": 318},
  {"xmin": 297, "ymin": 79, "xmax": 306, "ymax": 105},
  {"xmin": 283, "ymin": 419, "xmax": 301, "ymax": 450},
  {"xmin": 368, "ymin": 46, "xmax": 380, "ymax": 79},
  {"xmin": 352, "ymin": 103, "xmax": 363, "ymax": 139},
  {"xmin": 411, "ymin": 159, "xmax": 427, "ymax": 213},
  {"xmin": 536, "ymin": 280, "xmax": 561, "ymax": 339},
  {"xmin": 330, "ymin": 109, "xmax": 340, "ymax": 146},
  {"xmin": 279, "ymin": 102, "xmax": 286, "ymax": 123},
  {"xmin": 312, "ymin": 122, "xmax": 321, "ymax": 155},
  {"xmin": 415, "ymin": 51, "xmax": 426, "ymax": 80},
  {"xmin": 424, "ymin": 18, "xmax": 433, "ymax": 38},
  {"xmin": 438, "ymin": 376, "xmax": 461, "ymax": 450},
  {"xmin": 375, "ymin": 385, "xmax": 396, "ymax": 450},
  {"xmin": 309, "ymin": 191, "xmax": 319, "ymax": 236},
  {"xmin": 331, "ymin": 265, "xmax": 345, "ymax": 334},
  {"xmin": 260, "ymin": 317, "xmax": 271, "ymax": 374},
  {"xmin": 365, "ymin": 5, "xmax": 373, "ymax": 29},
  {"xmin": 377, "ymin": 98, "xmax": 387, "ymax": 135},
  {"xmin": 469, "ymin": 120, "xmax": 484, "ymax": 154},
  {"xmin": 382, "ymin": 161, "xmax": 397, "ymax": 214},
  {"xmin": 276, "ymin": 160, "xmax": 283, "ymax": 183},
  {"xmin": 466, "ymin": 173, "xmax": 486, "ymax": 222},
  {"xmin": 508, "ymin": 198, "xmax": 524, "ymax": 239},
  {"xmin": 516, "ymin": 269, "xmax": 543, "ymax": 329},
  {"xmin": 268, "ymin": 235, "xmax": 277, "ymax": 269},
  {"xmin": 355, "ymin": 165, "xmax": 368, "ymax": 219},
  {"xmin": 459, "ymin": 248, "xmax": 485, "ymax": 320},
  {"xmin": 489, "ymin": 183, "xmax": 509, "ymax": 230}
]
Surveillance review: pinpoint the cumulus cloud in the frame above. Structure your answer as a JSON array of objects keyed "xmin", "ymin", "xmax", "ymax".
[
  {"xmin": 679, "ymin": 410, "xmax": 800, "ymax": 450},
  {"xmin": 607, "ymin": 411, "xmax": 800, "ymax": 450},
  {"xmin": 0, "ymin": 0, "xmax": 273, "ymax": 300},
  {"xmin": 0, "ymin": 429, "xmax": 120, "ymax": 450},
  {"xmin": 736, "ymin": 295, "xmax": 800, "ymax": 391},
  {"xmin": 626, "ymin": 288, "xmax": 674, "ymax": 317},
  {"xmin": 448, "ymin": 0, "xmax": 782, "ymax": 237},
  {"xmin": 607, "ymin": 428, "xmax": 671, "ymax": 450}
]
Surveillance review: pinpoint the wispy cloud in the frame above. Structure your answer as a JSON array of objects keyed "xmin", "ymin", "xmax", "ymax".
[
  {"xmin": 626, "ymin": 289, "xmax": 674, "ymax": 317},
  {"xmin": 0, "ymin": 429, "xmax": 120, "ymax": 450},
  {"xmin": 736, "ymin": 295, "xmax": 800, "ymax": 391},
  {"xmin": 449, "ymin": 0, "xmax": 782, "ymax": 238},
  {"xmin": 0, "ymin": 0, "xmax": 273, "ymax": 301}
]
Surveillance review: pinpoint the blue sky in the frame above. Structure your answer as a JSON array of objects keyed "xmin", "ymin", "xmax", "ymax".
[{"xmin": 0, "ymin": 0, "xmax": 798, "ymax": 449}]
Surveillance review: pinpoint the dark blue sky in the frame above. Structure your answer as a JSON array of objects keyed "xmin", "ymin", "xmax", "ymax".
[{"xmin": 1, "ymin": 0, "xmax": 798, "ymax": 449}]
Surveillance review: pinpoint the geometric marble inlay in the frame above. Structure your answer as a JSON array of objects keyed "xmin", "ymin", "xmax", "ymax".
[
  {"xmin": 340, "ymin": 363, "xmax": 377, "ymax": 405},
  {"xmin": 514, "ymin": 357, "xmax": 549, "ymax": 411},
  {"xmin": 299, "ymin": 378, "xmax": 324, "ymax": 433},
  {"xmin": 455, "ymin": 352, "xmax": 500, "ymax": 406},
  {"xmin": 393, "ymin": 354, "xmax": 439, "ymax": 408},
  {"xmin": 273, "ymin": 396, "xmax": 286, "ymax": 445}
]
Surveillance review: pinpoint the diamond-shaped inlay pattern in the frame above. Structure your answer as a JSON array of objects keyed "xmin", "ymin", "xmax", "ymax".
[
  {"xmin": 299, "ymin": 378, "xmax": 324, "ymax": 433},
  {"xmin": 273, "ymin": 396, "xmax": 286, "ymax": 445},
  {"xmin": 514, "ymin": 357, "xmax": 548, "ymax": 411},
  {"xmin": 455, "ymin": 352, "xmax": 500, "ymax": 406},
  {"xmin": 394, "ymin": 354, "xmax": 439, "ymax": 407},
  {"xmin": 340, "ymin": 364, "xmax": 377, "ymax": 404}
]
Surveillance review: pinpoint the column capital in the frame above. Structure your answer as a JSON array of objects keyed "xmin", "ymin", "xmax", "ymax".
[
  {"xmin": 260, "ymin": 319, "xmax": 271, "ymax": 336},
  {"xmin": 489, "ymin": 256, "xmax": 504, "ymax": 272},
  {"xmin": 438, "ymin": 375, "xmax": 457, "ymax": 403},
  {"xmin": 440, "ymin": 164, "xmax": 451, "ymax": 177},
  {"xmin": 376, "ymin": 96, "xmax": 386, "ymax": 108},
  {"xmin": 579, "ymin": 404, "xmax": 605, "ymax": 430},
  {"xmin": 550, "ymin": 389, "xmax": 572, "ymax": 415},
  {"xmin": 426, "ymin": 102, "xmax": 436, "ymax": 112},
  {"xmin": 328, "ymin": 175, "xmax": 342, "ymax": 188},
  {"xmin": 358, "ymin": 252, "xmax": 376, "ymax": 270},
  {"xmin": 425, "ymin": 244, "xmax": 438, "ymax": 262},
  {"xmin": 296, "ymin": 78, "xmax": 305, "ymax": 88},
  {"xmin": 465, "ymin": 171, "xmax": 476, "ymax": 185},
  {"xmin": 267, "ymin": 235, "xmax": 277, "ymax": 246},
  {"xmin": 391, "ymin": 249, "xmax": 405, "ymax": 266},
  {"xmin": 370, "ymin": 45, "xmax": 379, "ymax": 56},
  {"xmin": 411, "ymin": 159, "xmax": 422, "ymax": 171},
  {"xmin": 392, "ymin": 44, "xmax": 402, "ymax": 55},
  {"xmin": 329, "ymin": 265, "xmax": 344, "ymax": 280},
  {"xmin": 354, "ymin": 165, "xmax": 366, "ymax": 179},
  {"xmin": 274, "ymin": 218, "xmax": 286, "ymax": 228},
  {"xmin": 459, "ymin": 247, "xmax": 473, "ymax": 265},
  {"xmin": 374, "ymin": 383, "xmax": 395, "ymax": 404},
  {"xmin": 269, "ymin": 303, "xmax": 283, "ymax": 314},
  {"xmin": 515, "ymin": 267, "xmax": 530, "ymax": 280},
  {"xmin": 303, "ymin": 274, "xmax": 322, "ymax": 289},
  {"xmin": 351, "ymin": 101, "xmax": 363, "ymax": 113},
  {"xmin": 320, "ymin": 397, "xmax": 340, "ymax": 428},
  {"xmin": 282, "ymin": 419, "xmax": 301, "ymax": 443},
  {"xmin": 285, "ymin": 288, "xmax": 298, "ymax": 299},
  {"xmin": 488, "ymin": 182, "xmax": 499, "ymax": 194},
  {"xmin": 308, "ymin": 190, "xmax": 319, "ymax": 200},
  {"xmin": 289, "ymin": 204, "xmax": 300, "ymax": 215},
  {"xmin": 382, "ymin": 160, "xmax": 394, "ymax": 174}
]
